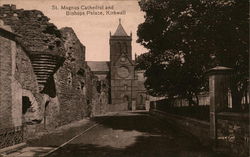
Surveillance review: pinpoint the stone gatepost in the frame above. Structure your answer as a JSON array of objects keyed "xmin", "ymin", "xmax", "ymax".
[
  {"xmin": 131, "ymin": 100, "xmax": 136, "ymax": 111},
  {"xmin": 207, "ymin": 66, "xmax": 232, "ymax": 141}
]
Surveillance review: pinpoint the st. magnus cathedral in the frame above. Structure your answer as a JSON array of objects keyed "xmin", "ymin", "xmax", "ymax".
[{"xmin": 87, "ymin": 20, "xmax": 147, "ymax": 111}]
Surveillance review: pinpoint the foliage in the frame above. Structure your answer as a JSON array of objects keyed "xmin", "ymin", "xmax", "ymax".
[
  {"xmin": 137, "ymin": 0, "xmax": 249, "ymax": 107},
  {"xmin": 135, "ymin": 52, "xmax": 152, "ymax": 70}
]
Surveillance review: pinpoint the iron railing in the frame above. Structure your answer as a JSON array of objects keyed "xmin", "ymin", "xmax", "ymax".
[{"xmin": 0, "ymin": 126, "xmax": 24, "ymax": 149}]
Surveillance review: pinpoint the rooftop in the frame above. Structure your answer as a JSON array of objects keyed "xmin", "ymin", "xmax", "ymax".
[
  {"xmin": 113, "ymin": 19, "xmax": 128, "ymax": 36},
  {"xmin": 87, "ymin": 61, "xmax": 109, "ymax": 72}
]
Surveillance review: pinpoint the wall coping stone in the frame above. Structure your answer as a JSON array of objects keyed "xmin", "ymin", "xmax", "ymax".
[
  {"xmin": 151, "ymin": 109, "xmax": 210, "ymax": 127},
  {"xmin": 217, "ymin": 112, "xmax": 249, "ymax": 122},
  {"xmin": 206, "ymin": 66, "xmax": 232, "ymax": 76}
]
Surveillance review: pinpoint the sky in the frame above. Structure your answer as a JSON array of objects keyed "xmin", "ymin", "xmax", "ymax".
[{"xmin": 0, "ymin": 0, "xmax": 148, "ymax": 61}]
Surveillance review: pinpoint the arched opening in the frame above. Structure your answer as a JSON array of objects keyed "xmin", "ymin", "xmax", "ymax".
[
  {"xmin": 22, "ymin": 96, "xmax": 32, "ymax": 114},
  {"xmin": 44, "ymin": 101, "xmax": 49, "ymax": 129},
  {"xmin": 123, "ymin": 95, "xmax": 131, "ymax": 110},
  {"xmin": 136, "ymin": 94, "xmax": 145, "ymax": 110},
  {"xmin": 139, "ymin": 95, "xmax": 144, "ymax": 105},
  {"xmin": 22, "ymin": 95, "xmax": 42, "ymax": 124},
  {"xmin": 123, "ymin": 95, "xmax": 129, "ymax": 102},
  {"xmin": 41, "ymin": 75, "xmax": 57, "ymax": 98}
]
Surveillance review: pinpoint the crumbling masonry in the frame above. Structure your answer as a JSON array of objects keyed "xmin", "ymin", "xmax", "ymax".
[{"xmin": 0, "ymin": 4, "xmax": 104, "ymax": 148}]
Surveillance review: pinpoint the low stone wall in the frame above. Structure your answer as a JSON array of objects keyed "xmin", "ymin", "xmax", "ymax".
[
  {"xmin": 217, "ymin": 112, "xmax": 249, "ymax": 157},
  {"xmin": 150, "ymin": 109, "xmax": 211, "ymax": 146},
  {"xmin": 108, "ymin": 103, "xmax": 128, "ymax": 112},
  {"xmin": 92, "ymin": 103, "xmax": 127, "ymax": 116}
]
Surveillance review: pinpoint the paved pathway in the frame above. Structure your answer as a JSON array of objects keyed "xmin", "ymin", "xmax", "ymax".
[
  {"xmin": 2, "ymin": 111, "xmax": 229, "ymax": 157},
  {"xmin": 1, "ymin": 117, "xmax": 98, "ymax": 157},
  {"xmin": 47, "ymin": 111, "xmax": 227, "ymax": 157}
]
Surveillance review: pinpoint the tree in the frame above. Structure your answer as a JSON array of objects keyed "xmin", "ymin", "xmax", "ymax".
[
  {"xmin": 135, "ymin": 52, "xmax": 153, "ymax": 71},
  {"xmin": 137, "ymin": 0, "xmax": 249, "ymax": 108}
]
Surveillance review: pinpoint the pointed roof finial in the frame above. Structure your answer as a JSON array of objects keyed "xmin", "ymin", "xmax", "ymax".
[{"xmin": 113, "ymin": 19, "xmax": 128, "ymax": 36}]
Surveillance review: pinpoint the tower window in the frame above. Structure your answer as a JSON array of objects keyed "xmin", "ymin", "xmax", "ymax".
[
  {"xmin": 122, "ymin": 43, "xmax": 127, "ymax": 53},
  {"xmin": 117, "ymin": 42, "xmax": 122, "ymax": 53}
]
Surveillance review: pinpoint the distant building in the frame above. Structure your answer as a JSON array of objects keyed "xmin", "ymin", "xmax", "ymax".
[{"xmin": 87, "ymin": 20, "xmax": 147, "ymax": 111}]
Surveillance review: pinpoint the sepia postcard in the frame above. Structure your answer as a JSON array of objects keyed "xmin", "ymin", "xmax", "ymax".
[{"xmin": 0, "ymin": 0, "xmax": 248, "ymax": 157}]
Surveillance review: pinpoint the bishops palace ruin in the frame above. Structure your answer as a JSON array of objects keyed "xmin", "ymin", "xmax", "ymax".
[{"xmin": 0, "ymin": 4, "xmax": 148, "ymax": 149}]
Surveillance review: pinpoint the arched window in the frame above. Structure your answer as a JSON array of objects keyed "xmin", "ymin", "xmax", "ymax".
[
  {"xmin": 123, "ymin": 43, "xmax": 127, "ymax": 53},
  {"xmin": 139, "ymin": 95, "xmax": 144, "ymax": 105},
  {"xmin": 117, "ymin": 42, "xmax": 122, "ymax": 53},
  {"xmin": 123, "ymin": 95, "xmax": 129, "ymax": 102}
]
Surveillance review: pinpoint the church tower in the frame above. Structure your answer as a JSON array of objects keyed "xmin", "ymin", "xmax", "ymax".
[
  {"xmin": 110, "ymin": 19, "xmax": 132, "ymax": 64},
  {"xmin": 109, "ymin": 19, "xmax": 135, "ymax": 110}
]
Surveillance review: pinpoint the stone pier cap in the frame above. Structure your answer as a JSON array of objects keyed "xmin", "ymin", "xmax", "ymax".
[{"xmin": 206, "ymin": 66, "xmax": 232, "ymax": 76}]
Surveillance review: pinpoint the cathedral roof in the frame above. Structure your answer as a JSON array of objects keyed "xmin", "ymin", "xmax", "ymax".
[
  {"xmin": 87, "ymin": 61, "xmax": 109, "ymax": 72},
  {"xmin": 113, "ymin": 19, "xmax": 128, "ymax": 36}
]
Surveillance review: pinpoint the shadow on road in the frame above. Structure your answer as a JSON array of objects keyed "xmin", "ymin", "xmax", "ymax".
[
  {"xmin": 92, "ymin": 113, "xmax": 192, "ymax": 137},
  {"xmin": 47, "ymin": 112, "xmax": 228, "ymax": 157}
]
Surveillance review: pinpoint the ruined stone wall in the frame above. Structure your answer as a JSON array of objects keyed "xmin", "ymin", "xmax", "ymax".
[
  {"xmin": 0, "ymin": 5, "xmax": 101, "ymax": 135},
  {"xmin": 15, "ymin": 45, "xmax": 39, "ymax": 94},
  {"xmin": 0, "ymin": 34, "xmax": 24, "ymax": 148},
  {"xmin": 0, "ymin": 20, "xmax": 43, "ymax": 142},
  {"xmin": 0, "ymin": 4, "xmax": 65, "ymax": 57},
  {"xmin": 0, "ymin": 4, "xmax": 66, "ymax": 90},
  {"xmin": 91, "ymin": 75, "xmax": 110, "ymax": 116},
  {"xmin": 0, "ymin": 5, "xmax": 66, "ymax": 132},
  {"xmin": 15, "ymin": 44, "xmax": 44, "ymax": 122},
  {"xmin": 85, "ymin": 67, "xmax": 96, "ymax": 116},
  {"xmin": 15, "ymin": 44, "xmax": 48, "ymax": 136},
  {"xmin": 0, "ymin": 6, "xmax": 54, "ymax": 135},
  {"xmin": 55, "ymin": 27, "xmax": 90, "ymax": 126},
  {"xmin": 0, "ymin": 25, "xmax": 16, "ymax": 128}
]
